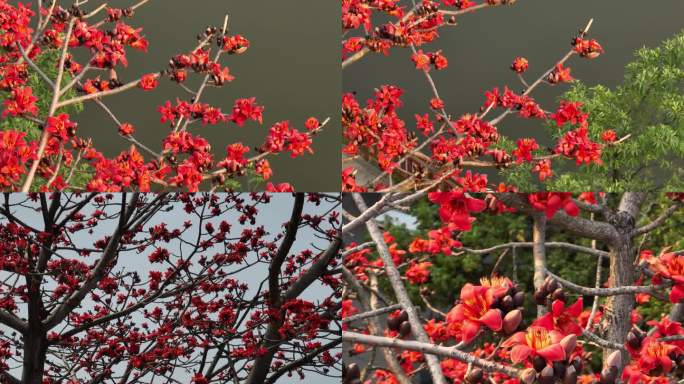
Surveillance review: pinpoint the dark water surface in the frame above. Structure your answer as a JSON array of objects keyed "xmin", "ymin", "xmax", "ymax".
[
  {"xmin": 343, "ymin": 0, "xmax": 684, "ymax": 164},
  {"xmin": 72, "ymin": 0, "xmax": 340, "ymax": 191}
]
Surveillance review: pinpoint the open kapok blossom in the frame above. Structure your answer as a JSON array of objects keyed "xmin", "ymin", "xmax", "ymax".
[
  {"xmin": 503, "ymin": 326, "xmax": 567, "ymax": 364},
  {"xmin": 428, "ymin": 191, "xmax": 487, "ymax": 231},
  {"xmin": 642, "ymin": 249, "xmax": 684, "ymax": 303},
  {"xmin": 446, "ymin": 283, "xmax": 503, "ymax": 343},
  {"xmin": 511, "ymin": 57, "xmax": 529, "ymax": 73},
  {"xmin": 534, "ymin": 298, "xmax": 584, "ymax": 336},
  {"xmin": 405, "ymin": 261, "xmax": 432, "ymax": 284},
  {"xmin": 0, "ymin": 1, "xmax": 327, "ymax": 191},
  {"xmin": 527, "ymin": 192, "xmax": 579, "ymax": 219}
]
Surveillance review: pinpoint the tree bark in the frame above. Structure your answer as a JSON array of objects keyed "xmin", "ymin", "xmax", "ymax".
[
  {"xmin": 602, "ymin": 193, "xmax": 645, "ymax": 372},
  {"xmin": 23, "ymin": 251, "xmax": 47, "ymax": 384},
  {"xmin": 532, "ymin": 214, "xmax": 547, "ymax": 316},
  {"xmin": 22, "ymin": 331, "xmax": 47, "ymax": 384}
]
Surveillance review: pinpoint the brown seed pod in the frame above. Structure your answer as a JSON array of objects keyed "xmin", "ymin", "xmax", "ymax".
[
  {"xmin": 514, "ymin": 291, "xmax": 525, "ymax": 307},
  {"xmin": 539, "ymin": 365, "xmax": 555, "ymax": 384},
  {"xmin": 563, "ymin": 365, "xmax": 578, "ymax": 384},
  {"xmin": 551, "ymin": 287, "xmax": 566, "ymax": 302},
  {"xmin": 399, "ymin": 321, "xmax": 411, "ymax": 338},
  {"xmin": 519, "ymin": 368, "xmax": 537, "ymax": 384},
  {"xmin": 599, "ymin": 366, "xmax": 618, "ymax": 384},
  {"xmin": 387, "ymin": 316, "xmax": 401, "ymax": 331},
  {"xmin": 533, "ymin": 355, "xmax": 547, "ymax": 372},
  {"xmin": 345, "ymin": 363, "xmax": 360, "ymax": 380},
  {"xmin": 533, "ymin": 290, "xmax": 548, "ymax": 305},
  {"xmin": 465, "ymin": 367, "xmax": 484, "ymax": 384},
  {"xmin": 544, "ymin": 276, "xmax": 558, "ymax": 293},
  {"xmin": 501, "ymin": 295, "xmax": 515, "ymax": 312},
  {"xmin": 398, "ymin": 310, "xmax": 409, "ymax": 323}
]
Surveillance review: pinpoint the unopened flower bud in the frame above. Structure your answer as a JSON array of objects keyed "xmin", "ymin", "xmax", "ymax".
[
  {"xmin": 606, "ymin": 350, "xmax": 622, "ymax": 370},
  {"xmin": 503, "ymin": 309, "xmax": 523, "ymax": 335},
  {"xmin": 519, "ymin": 368, "xmax": 537, "ymax": 384},
  {"xmin": 560, "ymin": 334, "xmax": 577, "ymax": 356}
]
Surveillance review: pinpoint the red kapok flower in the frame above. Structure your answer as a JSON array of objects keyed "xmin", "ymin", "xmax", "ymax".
[
  {"xmin": 229, "ymin": 97, "xmax": 264, "ymax": 126},
  {"xmin": 503, "ymin": 326, "xmax": 566, "ymax": 364},
  {"xmin": 429, "ymin": 97, "xmax": 445, "ymax": 110},
  {"xmin": 138, "ymin": 73, "xmax": 158, "ymax": 90},
  {"xmin": 533, "ymin": 159, "xmax": 553, "ymax": 181},
  {"xmin": 428, "ymin": 191, "xmax": 487, "ymax": 231},
  {"xmin": 547, "ymin": 63, "xmax": 573, "ymax": 84},
  {"xmin": 574, "ymin": 38, "xmax": 604, "ymax": 59},
  {"xmin": 118, "ymin": 123, "xmax": 135, "ymax": 136},
  {"xmin": 411, "ymin": 50, "xmax": 431, "ymax": 71},
  {"xmin": 528, "ymin": 192, "xmax": 579, "ymax": 219},
  {"xmin": 534, "ymin": 298, "xmax": 584, "ymax": 336},
  {"xmin": 551, "ymin": 101, "xmax": 588, "ymax": 127},
  {"xmin": 446, "ymin": 283, "xmax": 503, "ymax": 343},
  {"xmin": 405, "ymin": 261, "xmax": 432, "ymax": 285},
  {"xmin": 222, "ymin": 34, "xmax": 250, "ymax": 54},
  {"xmin": 512, "ymin": 138, "xmax": 539, "ymax": 163},
  {"xmin": 479, "ymin": 275, "xmax": 515, "ymax": 298},
  {"xmin": 637, "ymin": 336, "xmax": 680, "ymax": 374},
  {"xmin": 510, "ymin": 57, "xmax": 529, "ymax": 73},
  {"xmin": 601, "ymin": 129, "xmax": 617, "ymax": 143},
  {"xmin": 46, "ymin": 114, "xmax": 77, "ymax": 142},
  {"xmin": 2, "ymin": 86, "xmax": 38, "ymax": 117},
  {"xmin": 645, "ymin": 250, "xmax": 684, "ymax": 303},
  {"xmin": 266, "ymin": 182, "xmax": 294, "ymax": 192},
  {"xmin": 304, "ymin": 117, "xmax": 320, "ymax": 131},
  {"xmin": 255, "ymin": 159, "xmax": 272, "ymax": 180}
]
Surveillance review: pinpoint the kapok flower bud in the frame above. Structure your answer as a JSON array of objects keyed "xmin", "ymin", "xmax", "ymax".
[
  {"xmin": 465, "ymin": 367, "xmax": 483, "ymax": 384},
  {"xmin": 519, "ymin": 368, "xmax": 537, "ymax": 384},
  {"xmin": 563, "ymin": 365, "xmax": 578, "ymax": 384},
  {"xmin": 503, "ymin": 309, "xmax": 522, "ymax": 335},
  {"xmin": 606, "ymin": 350, "xmax": 622, "ymax": 370},
  {"xmin": 539, "ymin": 365, "xmax": 555, "ymax": 384},
  {"xmin": 560, "ymin": 334, "xmax": 577, "ymax": 356}
]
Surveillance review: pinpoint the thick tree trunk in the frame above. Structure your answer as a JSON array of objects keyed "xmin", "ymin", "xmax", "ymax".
[
  {"xmin": 22, "ymin": 332, "xmax": 47, "ymax": 384},
  {"xmin": 603, "ymin": 234, "xmax": 635, "ymax": 371},
  {"xmin": 532, "ymin": 215, "xmax": 547, "ymax": 317},
  {"xmin": 23, "ymin": 248, "xmax": 48, "ymax": 384},
  {"xmin": 602, "ymin": 193, "xmax": 644, "ymax": 372}
]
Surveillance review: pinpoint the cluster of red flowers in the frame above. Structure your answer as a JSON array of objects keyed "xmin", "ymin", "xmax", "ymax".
[
  {"xmin": 343, "ymin": 192, "xmax": 684, "ymax": 384},
  {"xmin": 341, "ymin": 0, "xmax": 515, "ymax": 61},
  {"xmin": 167, "ymin": 47, "xmax": 235, "ymax": 86},
  {"xmin": 341, "ymin": 0, "xmax": 615, "ymax": 190},
  {"xmin": 0, "ymin": 194, "xmax": 342, "ymax": 382},
  {"xmin": 0, "ymin": 1, "xmax": 326, "ymax": 191},
  {"xmin": 411, "ymin": 49, "xmax": 448, "ymax": 71}
]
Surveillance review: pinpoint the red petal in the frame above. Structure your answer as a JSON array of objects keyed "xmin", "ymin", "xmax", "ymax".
[
  {"xmin": 537, "ymin": 343, "xmax": 566, "ymax": 362},
  {"xmin": 563, "ymin": 200, "xmax": 579, "ymax": 216},
  {"xmin": 466, "ymin": 197, "xmax": 487, "ymax": 213},
  {"xmin": 479, "ymin": 309, "xmax": 503, "ymax": 331},
  {"xmin": 446, "ymin": 304, "xmax": 464, "ymax": 323},
  {"xmin": 461, "ymin": 319, "xmax": 481, "ymax": 343},
  {"xmin": 533, "ymin": 312, "xmax": 555, "ymax": 331},
  {"xmin": 567, "ymin": 297, "xmax": 583, "ymax": 317},
  {"xmin": 661, "ymin": 356, "xmax": 674, "ymax": 372},
  {"xmin": 551, "ymin": 299, "xmax": 565, "ymax": 316},
  {"xmin": 670, "ymin": 285, "xmax": 684, "ymax": 303},
  {"xmin": 502, "ymin": 331, "xmax": 526, "ymax": 348},
  {"xmin": 460, "ymin": 283, "xmax": 476, "ymax": 301},
  {"xmin": 510, "ymin": 345, "xmax": 533, "ymax": 364}
]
